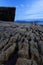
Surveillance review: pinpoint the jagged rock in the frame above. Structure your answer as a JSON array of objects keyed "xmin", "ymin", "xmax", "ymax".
[
  {"xmin": 16, "ymin": 58, "xmax": 37, "ymax": 65},
  {"xmin": 30, "ymin": 33, "xmax": 35, "ymax": 40},
  {"xmin": 30, "ymin": 40, "xmax": 40, "ymax": 61},
  {"xmin": 0, "ymin": 22, "xmax": 43, "ymax": 65},
  {"xmin": 18, "ymin": 36, "xmax": 25, "ymax": 50},
  {"xmin": 16, "ymin": 58, "xmax": 31, "ymax": 65},
  {"xmin": 0, "ymin": 33, "xmax": 16, "ymax": 62},
  {"xmin": 17, "ymin": 28, "xmax": 26, "ymax": 33},
  {"xmin": 4, "ymin": 43, "xmax": 16, "ymax": 59},
  {"xmin": 0, "ymin": 43, "xmax": 16, "ymax": 62},
  {"xmin": 32, "ymin": 60, "xmax": 37, "ymax": 65},
  {"xmin": 38, "ymin": 25, "xmax": 43, "ymax": 32},
  {"xmin": 0, "ymin": 51, "xmax": 6, "ymax": 62},
  {"xmin": 0, "ymin": 39, "xmax": 9, "ymax": 49},
  {"xmin": 18, "ymin": 40, "xmax": 29, "ymax": 58},
  {"xmin": 0, "ymin": 63, "xmax": 4, "ymax": 65},
  {"xmin": 41, "ymin": 55, "xmax": 43, "ymax": 64},
  {"xmin": 39, "ymin": 41, "xmax": 43, "ymax": 55}
]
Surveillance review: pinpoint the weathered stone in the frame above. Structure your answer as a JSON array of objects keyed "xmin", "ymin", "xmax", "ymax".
[
  {"xmin": 0, "ymin": 22, "xmax": 43, "ymax": 65},
  {"xmin": 16, "ymin": 58, "xmax": 37, "ymax": 65},
  {"xmin": 0, "ymin": 43, "xmax": 16, "ymax": 62},
  {"xmin": 16, "ymin": 58, "xmax": 31, "ymax": 65},
  {"xmin": 39, "ymin": 41, "xmax": 43, "ymax": 55},
  {"xmin": 30, "ymin": 40, "xmax": 40, "ymax": 61},
  {"xmin": 18, "ymin": 41, "xmax": 29, "ymax": 58},
  {"xmin": 32, "ymin": 60, "xmax": 37, "ymax": 65},
  {"xmin": 41, "ymin": 55, "xmax": 43, "ymax": 64},
  {"xmin": 0, "ymin": 39, "xmax": 9, "ymax": 49},
  {"xmin": 18, "ymin": 36, "xmax": 25, "ymax": 50},
  {"xmin": 4, "ymin": 43, "xmax": 16, "ymax": 59},
  {"xmin": 0, "ymin": 51, "xmax": 6, "ymax": 62}
]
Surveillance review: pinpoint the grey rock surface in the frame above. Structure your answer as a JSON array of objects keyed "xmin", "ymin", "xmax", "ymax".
[
  {"xmin": 16, "ymin": 58, "xmax": 37, "ymax": 65},
  {"xmin": 0, "ymin": 22, "xmax": 43, "ymax": 65}
]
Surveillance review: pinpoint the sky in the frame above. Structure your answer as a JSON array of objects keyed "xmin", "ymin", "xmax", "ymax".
[{"xmin": 0, "ymin": 0, "xmax": 43, "ymax": 21}]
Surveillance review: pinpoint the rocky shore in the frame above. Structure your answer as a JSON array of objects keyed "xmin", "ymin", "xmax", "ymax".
[{"xmin": 0, "ymin": 22, "xmax": 43, "ymax": 65}]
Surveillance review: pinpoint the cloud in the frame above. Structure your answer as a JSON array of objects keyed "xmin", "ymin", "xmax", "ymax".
[
  {"xmin": 25, "ymin": 0, "xmax": 43, "ymax": 20},
  {"xmin": 20, "ymin": 4, "xmax": 24, "ymax": 7},
  {"xmin": 16, "ymin": 5, "xmax": 19, "ymax": 8}
]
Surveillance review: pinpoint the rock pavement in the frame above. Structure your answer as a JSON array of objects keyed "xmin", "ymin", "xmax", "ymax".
[{"xmin": 0, "ymin": 22, "xmax": 43, "ymax": 65}]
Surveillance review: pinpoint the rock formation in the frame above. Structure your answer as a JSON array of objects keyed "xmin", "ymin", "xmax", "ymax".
[{"xmin": 0, "ymin": 22, "xmax": 43, "ymax": 65}]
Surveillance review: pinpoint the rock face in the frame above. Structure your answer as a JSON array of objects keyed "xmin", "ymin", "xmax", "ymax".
[{"xmin": 0, "ymin": 22, "xmax": 43, "ymax": 65}]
